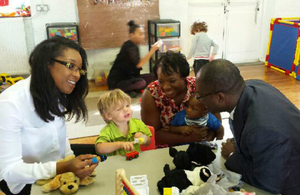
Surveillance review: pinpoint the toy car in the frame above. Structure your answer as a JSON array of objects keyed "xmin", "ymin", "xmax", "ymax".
[{"xmin": 125, "ymin": 151, "xmax": 139, "ymax": 161}]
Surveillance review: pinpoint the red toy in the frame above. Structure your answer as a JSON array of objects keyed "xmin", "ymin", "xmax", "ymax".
[{"xmin": 125, "ymin": 151, "xmax": 139, "ymax": 161}]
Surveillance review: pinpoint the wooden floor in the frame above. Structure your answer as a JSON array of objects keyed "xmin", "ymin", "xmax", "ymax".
[{"xmin": 69, "ymin": 64, "xmax": 300, "ymax": 144}]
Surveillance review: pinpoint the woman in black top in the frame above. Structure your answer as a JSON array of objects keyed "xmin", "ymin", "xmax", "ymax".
[{"xmin": 107, "ymin": 20, "xmax": 160, "ymax": 97}]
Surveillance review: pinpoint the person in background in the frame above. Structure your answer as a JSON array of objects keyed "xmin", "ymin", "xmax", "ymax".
[
  {"xmin": 0, "ymin": 36, "xmax": 98, "ymax": 195},
  {"xmin": 141, "ymin": 51, "xmax": 221, "ymax": 148},
  {"xmin": 187, "ymin": 20, "xmax": 219, "ymax": 74},
  {"xmin": 95, "ymin": 89, "xmax": 152, "ymax": 156},
  {"xmin": 196, "ymin": 59, "xmax": 300, "ymax": 194},
  {"xmin": 107, "ymin": 20, "xmax": 161, "ymax": 98},
  {"xmin": 170, "ymin": 95, "xmax": 224, "ymax": 140}
]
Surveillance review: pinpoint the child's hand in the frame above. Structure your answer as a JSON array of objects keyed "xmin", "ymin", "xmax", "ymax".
[
  {"xmin": 134, "ymin": 132, "xmax": 148, "ymax": 145},
  {"xmin": 119, "ymin": 142, "xmax": 134, "ymax": 151},
  {"xmin": 134, "ymin": 132, "xmax": 144, "ymax": 138},
  {"xmin": 209, "ymin": 54, "xmax": 215, "ymax": 62}
]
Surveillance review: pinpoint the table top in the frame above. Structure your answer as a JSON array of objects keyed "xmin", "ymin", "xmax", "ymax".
[{"xmin": 31, "ymin": 141, "xmax": 277, "ymax": 195}]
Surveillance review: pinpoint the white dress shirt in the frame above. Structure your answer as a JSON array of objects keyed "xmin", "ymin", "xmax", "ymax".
[{"xmin": 0, "ymin": 76, "xmax": 73, "ymax": 194}]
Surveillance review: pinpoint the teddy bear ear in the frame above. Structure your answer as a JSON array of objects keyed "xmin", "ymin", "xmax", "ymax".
[
  {"xmin": 42, "ymin": 175, "xmax": 62, "ymax": 192},
  {"xmin": 169, "ymin": 147, "xmax": 178, "ymax": 157}
]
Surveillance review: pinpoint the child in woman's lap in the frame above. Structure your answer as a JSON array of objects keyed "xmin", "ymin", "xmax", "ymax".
[{"xmin": 170, "ymin": 95, "xmax": 224, "ymax": 141}]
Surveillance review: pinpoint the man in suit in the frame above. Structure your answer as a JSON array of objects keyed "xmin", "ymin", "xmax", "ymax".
[{"xmin": 195, "ymin": 59, "xmax": 300, "ymax": 195}]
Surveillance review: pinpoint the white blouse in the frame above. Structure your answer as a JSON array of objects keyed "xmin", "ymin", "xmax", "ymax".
[{"xmin": 0, "ymin": 76, "xmax": 73, "ymax": 194}]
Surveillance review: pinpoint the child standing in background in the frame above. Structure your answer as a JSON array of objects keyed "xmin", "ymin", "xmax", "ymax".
[
  {"xmin": 95, "ymin": 89, "xmax": 152, "ymax": 156},
  {"xmin": 187, "ymin": 21, "xmax": 219, "ymax": 75}
]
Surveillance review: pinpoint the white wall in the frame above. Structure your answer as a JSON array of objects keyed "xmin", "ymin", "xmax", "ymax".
[
  {"xmin": 3, "ymin": 0, "xmax": 300, "ymax": 76},
  {"xmin": 30, "ymin": 0, "xmax": 78, "ymax": 46},
  {"xmin": 29, "ymin": 0, "xmax": 150, "ymax": 78}
]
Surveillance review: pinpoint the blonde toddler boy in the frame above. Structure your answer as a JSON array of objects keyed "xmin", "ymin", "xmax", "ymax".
[{"xmin": 95, "ymin": 89, "xmax": 152, "ymax": 156}]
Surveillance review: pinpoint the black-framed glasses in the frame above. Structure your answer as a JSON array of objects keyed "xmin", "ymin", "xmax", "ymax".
[
  {"xmin": 52, "ymin": 59, "xmax": 87, "ymax": 76},
  {"xmin": 195, "ymin": 92, "xmax": 217, "ymax": 101}
]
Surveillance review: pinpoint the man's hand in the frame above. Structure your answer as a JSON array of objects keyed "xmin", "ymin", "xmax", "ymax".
[{"xmin": 221, "ymin": 138, "xmax": 236, "ymax": 160}]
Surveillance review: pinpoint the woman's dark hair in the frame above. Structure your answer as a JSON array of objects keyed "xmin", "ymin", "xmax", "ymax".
[
  {"xmin": 128, "ymin": 20, "xmax": 140, "ymax": 34},
  {"xmin": 153, "ymin": 51, "xmax": 190, "ymax": 79},
  {"xmin": 29, "ymin": 36, "xmax": 88, "ymax": 123}
]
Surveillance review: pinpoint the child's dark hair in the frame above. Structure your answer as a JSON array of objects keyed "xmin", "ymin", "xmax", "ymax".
[
  {"xmin": 153, "ymin": 51, "xmax": 190, "ymax": 79},
  {"xmin": 128, "ymin": 20, "xmax": 140, "ymax": 34},
  {"xmin": 190, "ymin": 21, "xmax": 208, "ymax": 35},
  {"xmin": 29, "ymin": 36, "xmax": 88, "ymax": 123}
]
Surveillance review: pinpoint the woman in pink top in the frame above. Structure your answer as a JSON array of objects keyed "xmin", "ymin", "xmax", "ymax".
[{"xmin": 141, "ymin": 51, "xmax": 221, "ymax": 147}]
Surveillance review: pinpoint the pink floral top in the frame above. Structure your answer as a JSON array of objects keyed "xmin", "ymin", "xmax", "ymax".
[{"xmin": 147, "ymin": 77, "xmax": 196, "ymax": 128}]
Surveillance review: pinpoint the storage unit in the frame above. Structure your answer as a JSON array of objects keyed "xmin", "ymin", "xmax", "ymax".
[
  {"xmin": 46, "ymin": 23, "xmax": 80, "ymax": 44},
  {"xmin": 265, "ymin": 18, "xmax": 300, "ymax": 80},
  {"xmin": 148, "ymin": 19, "xmax": 181, "ymax": 72}
]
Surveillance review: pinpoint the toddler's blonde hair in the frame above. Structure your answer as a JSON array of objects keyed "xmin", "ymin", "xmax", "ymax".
[
  {"xmin": 190, "ymin": 21, "xmax": 208, "ymax": 35},
  {"xmin": 97, "ymin": 89, "xmax": 131, "ymax": 123}
]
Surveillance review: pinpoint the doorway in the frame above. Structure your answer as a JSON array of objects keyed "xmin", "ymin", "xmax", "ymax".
[{"xmin": 187, "ymin": 0, "xmax": 262, "ymax": 63}]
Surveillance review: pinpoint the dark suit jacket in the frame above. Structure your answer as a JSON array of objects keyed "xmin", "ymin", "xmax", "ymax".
[{"xmin": 225, "ymin": 80, "xmax": 300, "ymax": 195}]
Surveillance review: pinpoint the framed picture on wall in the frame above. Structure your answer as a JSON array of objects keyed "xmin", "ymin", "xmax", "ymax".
[{"xmin": 46, "ymin": 23, "xmax": 80, "ymax": 44}]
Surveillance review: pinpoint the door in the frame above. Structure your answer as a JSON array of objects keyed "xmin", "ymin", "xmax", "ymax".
[
  {"xmin": 187, "ymin": 0, "xmax": 262, "ymax": 63},
  {"xmin": 224, "ymin": 0, "xmax": 262, "ymax": 62},
  {"xmin": 187, "ymin": 0, "xmax": 225, "ymax": 60}
]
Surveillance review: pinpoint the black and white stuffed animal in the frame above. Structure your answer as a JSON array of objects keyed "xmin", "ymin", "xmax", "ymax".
[
  {"xmin": 157, "ymin": 164, "xmax": 212, "ymax": 195},
  {"xmin": 169, "ymin": 143, "xmax": 216, "ymax": 171}
]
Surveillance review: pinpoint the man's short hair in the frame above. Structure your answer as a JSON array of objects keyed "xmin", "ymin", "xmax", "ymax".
[{"xmin": 197, "ymin": 59, "xmax": 245, "ymax": 94}]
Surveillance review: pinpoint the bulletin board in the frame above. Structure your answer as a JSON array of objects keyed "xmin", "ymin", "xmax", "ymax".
[{"xmin": 77, "ymin": 0, "xmax": 160, "ymax": 50}]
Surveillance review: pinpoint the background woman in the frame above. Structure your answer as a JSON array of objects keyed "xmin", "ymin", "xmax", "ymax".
[
  {"xmin": 141, "ymin": 51, "xmax": 222, "ymax": 147},
  {"xmin": 0, "ymin": 36, "xmax": 98, "ymax": 195},
  {"xmin": 107, "ymin": 20, "xmax": 161, "ymax": 98}
]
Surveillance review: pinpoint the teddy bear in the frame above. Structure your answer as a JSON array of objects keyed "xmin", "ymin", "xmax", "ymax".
[{"xmin": 36, "ymin": 155, "xmax": 99, "ymax": 194}]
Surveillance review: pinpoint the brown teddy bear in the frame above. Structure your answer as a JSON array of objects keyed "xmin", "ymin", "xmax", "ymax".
[{"xmin": 36, "ymin": 155, "xmax": 96, "ymax": 194}]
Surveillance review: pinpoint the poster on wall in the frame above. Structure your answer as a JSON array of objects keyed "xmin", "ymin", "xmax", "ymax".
[
  {"xmin": 77, "ymin": 0, "xmax": 160, "ymax": 50},
  {"xmin": 0, "ymin": 0, "xmax": 31, "ymax": 17}
]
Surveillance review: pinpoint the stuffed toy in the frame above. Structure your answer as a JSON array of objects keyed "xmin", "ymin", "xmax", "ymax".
[
  {"xmin": 169, "ymin": 147, "xmax": 192, "ymax": 170},
  {"xmin": 184, "ymin": 174, "xmax": 255, "ymax": 195},
  {"xmin": 168, "ymin": 143, "xmax": 216, "ymax": 171},
  {"xmin": 157, "ymin": 164, "xmax": 213, "ymax": 195},
  {"xmin": 186, "ymin": 143, "xmax": 216, "ymax": 166},
  {"xmin": 36, "ymin": 155, "xmax": 99, "ymax": 194}
]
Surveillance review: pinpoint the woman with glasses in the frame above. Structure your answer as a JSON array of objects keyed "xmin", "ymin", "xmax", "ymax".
[
  {"xmin": 141, "ymin": 51, "xmax": 221, "ymax": 147},
  {"xmin": 0, "ymin": 36, "xmax": 98, "ymax": 195}
]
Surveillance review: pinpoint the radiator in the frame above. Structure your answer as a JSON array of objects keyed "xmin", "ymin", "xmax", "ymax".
[{"xmin": 0, "ymin": 18, "xmax": 30, "ymax": 75}]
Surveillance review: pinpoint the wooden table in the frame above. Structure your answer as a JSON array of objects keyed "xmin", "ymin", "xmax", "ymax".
[{"xmin": 31, "ymin": 141, "xmax": 278, "ymax": 195}]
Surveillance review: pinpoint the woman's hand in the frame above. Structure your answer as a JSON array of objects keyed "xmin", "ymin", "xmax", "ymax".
[
  {"xmin": 151, "ymin": 40, "xmax": 161, "ymax": 52},
  {"xmin": 179, "ymin": 126, "xmax": 193, "ymax": 135},
  {"xmin": 64, "ymin": 154, "xmax": 98, "ymax": 179},
  {"xmin": 189, "ymin": 126, "xmax": 208, "ymax": 141},
  {"xmin": 221, "ymin": 138, "xmax": 236, "ymax": 160}
]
